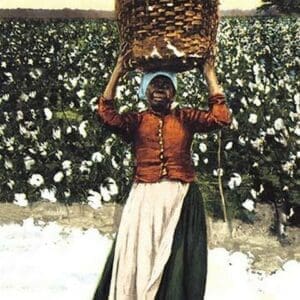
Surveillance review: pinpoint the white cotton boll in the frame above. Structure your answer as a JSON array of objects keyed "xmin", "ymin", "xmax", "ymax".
[
  {"xmin": 250, "ymin": 189, "xmax": 257, "ymax": 199},
  {"xmin": 87, "ymin": 190, "xmax": 102, "ymax": 209},
  {"xmin": 275, "ymin": 135, "xmax": 288, "ymax": 147},
  {"xmin": 53, "ymin": 171, "xmax": 64, "ymax": 183},
  {"xmin": 203, "ymin": 158, "xmax": 208, "ymax": 164},
  {"xmin": 118, "ymin": 105, "xmax": 127, "ymax": 113},
  {"xmin": 0, "ymin": 94, "xmax": 9, "ymax": 102},
  {"xmin": 294, "ymin": 93, "xmax": 300, "ymax": 105},
  {"xmin": 253, "ymin": 63, "xmax": 260, "ymax": 76},
  {"xmin": 4, "ymin": 72, "xmax": 13, "ymax": 83},
  {"xmin": 274, "ymin": 118, "xmax": 285, "ymax": 131},
  {"xmin": 79, "ymin": 161, "xmax": 91, "ymax": 174},
  {"xmin": 52, "ymin": 127, "xmax": 61, "ymax": 140},
  {"xmin": 89, "ymin": 96, "xmax": 98, "ymax": 111},
  {"xmin": 192, "ymin": 153, "xmax": 199, "ymax": 166},
  {"xmin": 100, "ymin": 177, "xmax": 119, "ymax": 202},
  {"xmin": 28, "ymin": 58, "xmax": 33, "ymax": 65},
  {"xmin": 64, "ymin": 83, "xmax": 72, "ymax": 91},
  {"xmin": 28, "ymin": 174, "xmax": 44, "ymax": 188},
  {"xmin": 7, "ymin": 179, "xmax": 15, "ymax": 190},
  {"xmin": 238, "ymin": 136, "xmax": 247, "ymax": 146},
  {"xmin": 228, "ymin": 173, "xmax": 242, "ymax": 189},
  {"xmin": 242, "ymin": 199, "xmax": 255, "ymax": 212},
  {"xmin": 213, "ymin": 168, "xmax": 224, "ymax": 177},
  {"xmin": 295, "ymin": 126, "xmax": 300, "ymax": 136},
  {"xmin": 289, "ymin": 112, "xmax": 298, "ymax": 121},
  {"xmin": 107, "ymin": 178, "xmax": 118, "ymax": 195},
  {"xmin": 64, "ymin": 189, "xmax": 71, "ymax": 198},
  {"xmin": 241, "ymin": 97, "xmax": 248, "ymax": 108},
  {"xmin": 20, "ymin": 92, "xmax": 29, "ymax": 102},
  {"xmin": 44, "ymin": 108, "xmax": 53, "ymax": 120},
  {"xmin": 16, "ymin": 110, "xmax": 24, "ymax": 121},
  {"xmin": 105, "ymin": 144, "xmax": 112, "ymax": 155},
  {"xmin": 248, "ymin": 81, "xmax": 255, "ymax": 91},
  {"xmin": 62, "ymin": 160, "xmax": 72, "ymax": 170},
  {"xmin": 0, "ymin": 124, "xmax": 6, "ymax": 135},
  {"xmin": 258, "ymin": 82, "xmax": 265, "ymax": 91},
  {"xmin": 14, "ymin": 193, "xmax": 28, "ymax": 207},
  {"xmin": 1, "ymin": 61, "xmax": 7, "ymax": 68},
  {"xmin": 250, "ymin": 137, "xmax": 264, "ymax": 151},
  {"xmin": 199, "ymin": 143, "xmax": 207, "ymax": 153},
  {"xmin": 76, "ymin": 89, "xmax": 85, "ymax": 99},
  {"xmin": 55, "ymin": 150, "xmax": 63, "ymax": 160},
  {"xmin": 65, "ymin": 169, "xmax": 72, "ymax": 177},
  {"xmin": 70, "ymin": 77, "xmax": 79, "ymax": 88},
  {"xmin": 100, "ymin": 186, "xmax": 111, "ymax": 202},
  {"xmin": 79, "ymin": 121, "xmax": 88, "ymax": 138},
  {"xmin": 4, "ymin": 159, "xmax": 13, "ymax": 169},
  {"xmin": 248, "ymin": 113, "xmax": 258, "ymax": 124},
  {"xmin": 253, "ymin": 97, "xmax": 261, "ymax": 107},
  {"xmin": 137, "ymin": 101, "xmax": 146, "ymax": 110},
  {"xmin": 281, "ymin": 161, "xmax": 294, "ymax": 175},
  {"xmin": 267, "ymin": 128, "xmax": 275, "ymax": 135},
  {"xmin": 171, "ymin": 101, "xmax": 179, "ymax": 110},
  {"xmin": 225, "ymin": 141, "xmax": 233, "ymax": 150},
  {"xmin": 236, "ymin": 79, "xmax": 243, "ymax": 87},
  {"xmin": 166, "ymin": 41, "xmax": 185, "ymax": 57},
  {"xmin": 230, "ymin": 117, "xmax": 239, "ymax": 130},
  {"xmin": 91, "ymin": 152, "xmax": 104, "ymax": 163},
  {"xmin": 66, "ymin": 125, "xmax": 76, "ymax": 134},
  {"xmin": 29, "ymin": 91, "xmax": 36, "ymax": 98},
  {"xmin": 111, "ymin": 157, "xmax": 119, "ymax": 169},
  {"xmin": 150, "ymin": 46, "xmax": 162, "ymax": 58},
  {"xmin": 40, "ymin": 188, "xmax": 57, "ymax": 203}
]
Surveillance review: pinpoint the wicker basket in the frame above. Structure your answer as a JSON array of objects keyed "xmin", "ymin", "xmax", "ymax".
[{"xmin": 116, "ymin": 0, "xmax": 220, "ymax": 72}]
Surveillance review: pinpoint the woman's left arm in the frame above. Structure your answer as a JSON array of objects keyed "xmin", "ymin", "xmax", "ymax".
[{"xmin": 182, "ymin": 60, "xmax": 232, "ymax": 131}]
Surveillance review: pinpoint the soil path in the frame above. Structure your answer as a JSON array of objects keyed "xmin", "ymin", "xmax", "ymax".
[{"xmin": 1, "ymin": 201, "xmax": 299, "ymax": 273}]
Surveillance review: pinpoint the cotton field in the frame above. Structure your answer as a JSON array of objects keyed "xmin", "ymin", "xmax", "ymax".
[{"xmin": 0, "ymin": 17, "xmax": 299, "ymax": 216}]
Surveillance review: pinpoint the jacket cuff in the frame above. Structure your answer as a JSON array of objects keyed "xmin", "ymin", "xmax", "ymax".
[
  {"xmin": 98, "ymin": 96, "xmax": 115, "ymax": 109},
  {"xmin": 208, "ymin": 93, "xmax": 226, "ymax": 104}
]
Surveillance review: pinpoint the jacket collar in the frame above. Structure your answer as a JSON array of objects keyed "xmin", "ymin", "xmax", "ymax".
[{"xmin": 148, "ymin": 107, "xmax": 171, "ymax": 117}]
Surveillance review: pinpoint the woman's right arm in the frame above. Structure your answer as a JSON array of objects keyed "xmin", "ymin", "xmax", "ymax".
[{"xmin": 97, "ymin": 51, "xmax": 139, "ymax": 141}]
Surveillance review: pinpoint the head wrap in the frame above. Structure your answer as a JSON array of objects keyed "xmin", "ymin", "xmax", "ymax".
[{"xmin": 138, "ymin": 71, "xmax": 177, "ymax": 100}]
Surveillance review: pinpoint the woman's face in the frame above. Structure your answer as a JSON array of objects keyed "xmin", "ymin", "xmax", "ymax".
[{"xmin": 146, "ymin": 76, "xmax": 175, "ymax": 112}]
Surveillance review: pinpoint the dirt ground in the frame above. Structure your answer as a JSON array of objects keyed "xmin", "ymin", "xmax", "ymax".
[{"xmin": 0, "ymin": 201, "xmax": 299, "ymax": 273}]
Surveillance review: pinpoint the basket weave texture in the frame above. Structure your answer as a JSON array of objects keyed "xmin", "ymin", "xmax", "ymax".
[{"xmin": 116, "ymin": 0, "xmax": 220, "ymax": 72}]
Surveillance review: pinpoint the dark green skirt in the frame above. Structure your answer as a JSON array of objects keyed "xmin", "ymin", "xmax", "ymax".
[{"xmin": 93, "ymin": 182, "xmax": 207, "ymax": 300}]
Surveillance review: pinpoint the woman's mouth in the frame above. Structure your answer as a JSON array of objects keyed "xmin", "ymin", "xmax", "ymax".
[{"xmin": 152, "ymin": 92, "xmax": 166, "ymax": 101}]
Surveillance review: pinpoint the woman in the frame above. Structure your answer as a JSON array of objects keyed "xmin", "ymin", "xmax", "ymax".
[{"xmin": 93, "ymin": 52, "xmax": 232, "ymax": 300}]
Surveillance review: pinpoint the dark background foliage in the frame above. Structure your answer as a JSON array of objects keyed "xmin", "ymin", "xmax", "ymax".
[{"xmin": 0, "ymin": 17, "xmax": 299, "ymax": 222}]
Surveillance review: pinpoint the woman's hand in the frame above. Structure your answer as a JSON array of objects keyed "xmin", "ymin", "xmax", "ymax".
[
  {"xmin": 202, "ymin": 58, "xmax": 223, "ymax": 96},
  {"xmin": 103, "ymin": 46, "xmax": 131, "ymax": 100},
  {"xmin": 113, "ymin": 47, "xmax": 131, "ymax": 77}
]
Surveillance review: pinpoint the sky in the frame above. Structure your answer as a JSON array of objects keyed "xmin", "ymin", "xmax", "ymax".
[{"xmin": 0, "ymin": 0, "xmax": 263, "ymax": 11}]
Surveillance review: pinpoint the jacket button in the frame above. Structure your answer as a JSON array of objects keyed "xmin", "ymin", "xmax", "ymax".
[
  {"xmin": 159, "ymin": 140, "xmax": 163, "ymax": 145},
  {"xmin": 162, "ymin": 167, "xmax": 168, "ymax": 176},
  {"xmin": 160, "ymin": 154, "xmax": 164, "ymax": 160}
]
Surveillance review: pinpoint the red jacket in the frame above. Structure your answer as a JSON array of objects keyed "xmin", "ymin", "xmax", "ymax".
[{"xmin": 98, "ymin": 94, "xmax": 231, "ymax": 183}]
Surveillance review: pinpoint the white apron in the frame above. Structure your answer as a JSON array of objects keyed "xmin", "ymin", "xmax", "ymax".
[{"xmin": 108, "ymin": 179, "xmax": 190, "ymax": 300}]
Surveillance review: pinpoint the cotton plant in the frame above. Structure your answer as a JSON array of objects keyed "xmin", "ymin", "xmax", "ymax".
[{"xmin": 0, "ymin": 17, "xmax": 298, "ymax": 215}]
